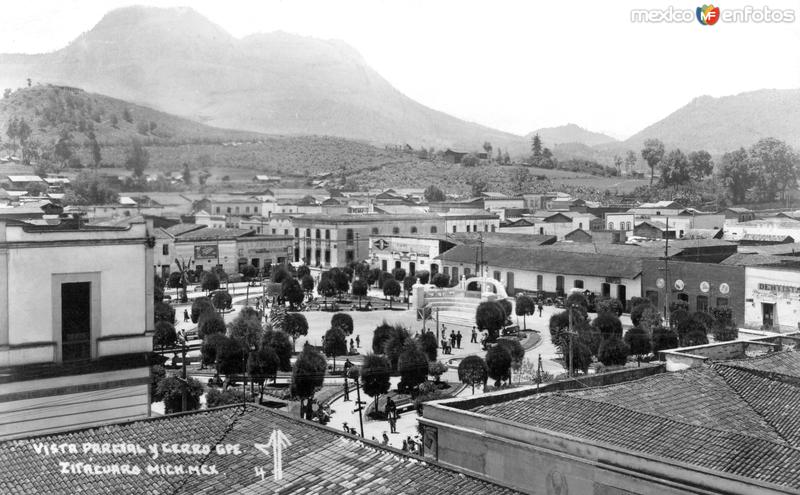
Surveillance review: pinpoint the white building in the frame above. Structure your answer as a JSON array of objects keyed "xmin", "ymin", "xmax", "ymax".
[{"xmin": 744, "ymin": 263, "xmax": 800, "ymax": 332}]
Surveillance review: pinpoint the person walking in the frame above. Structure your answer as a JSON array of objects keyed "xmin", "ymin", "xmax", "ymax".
[
  {"xmin": 449, "ymin": 330, "xmax": 456, "ymax": 349},
  {"xmin": 389, "ymin": 410, "xmax": 397, "ymax": 434},
  {"xmin": 183, "ymin": 309, "xmax": 189, "ymax": 322},
  {"xmin": 471, "ymin": 326, "xmax": 477, "ymax": 344},
  {"xmin": 456, "ymin": 330, "xmax": 462, "ymax": 348},
  {"xmin": 343, "ymin": 379, "xmax": 350, "ymax": 401},
  {"xmin": 355, "ymin": 334, "xmax": 360, "ymax": 348},
  {"xmin": 538, "ymin": 302, "xmax": 543, "ymax": 317}
]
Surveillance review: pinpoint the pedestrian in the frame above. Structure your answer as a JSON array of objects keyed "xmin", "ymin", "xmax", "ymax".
[
  {"xmin": 471, "ymin": 326, "xmax": 477, "ymax": 343},
  {"xmin": 183, "ymin": 309, "xmax": 189, "ymax": 322},
  {"xmin": 382, "ymin": 432, "xmax": 389, "ymax": 445},
  {"xmin": 350, "ymin": 338, "xmax": 354, "ymax": 349},
  {"xmin": 384, "ymin": 397, "xmax": 393, "ymax": 418},
  {"xmin": 343, "ymin": 422, "xmax": 350, "ymax": 433},
  {"xmin": 456, "ymin": 330, "xmax": 462, "ymax": 348},
  {"xmin": 538, "ymin": 302, "xmax": 543, "ymax": 317},
  {"xmin": 449, "ymin": 330, "xmax": 456, "ymax": 349},
  {"xmin": 407, "ymin": 436, "xmax": 417, "ymax": 453},
  {"xmin": 349, "ymin": 340, "xmax": 357, "ymax": 354},
  {"xmin": 389, "ymin": 411, "xmax": 397, "ymax": 433},
  {"xmin": 343, "ymin": 380, "xmax": 350, "ymax": 401},
  {"xmin": 355, "ymin": 335, "xmax": 360, "ymax": 348},
  {"xmin": 401, "ymin": 440, "xmax": 408, "ymax": 451},
  {"xmin": 344, "ymin": 358, "xmax": 353, "ymax": 373}
]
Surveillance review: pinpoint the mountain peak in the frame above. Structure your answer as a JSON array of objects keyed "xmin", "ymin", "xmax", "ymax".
[{"xmin": 526, "ymin": 123, "xmax": 617, "ymax": 147}]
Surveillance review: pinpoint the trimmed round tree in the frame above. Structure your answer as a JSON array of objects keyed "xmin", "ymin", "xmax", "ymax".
[
  {"xmin": 331, "ymin": 313, "xmax": 354, "ymax": 336},
  {"xmin": 591, "ymin": 312, "xmax": 623, "ymax": 340},
  {"xmin": 282, "ymin": 278, "xmax": 305, "ymax": 310},
  {"xmin": 498, "ymin": 299, "xmax": 513, "ymax": 325},
  {"xmin": 211, "ymin": 290, "xmax": 232, "ymax": 311},
  {"xmin": 261, "ymin": 329, "xmax": 293, "ymax": 372},
  {"xmin": 191, "ymin": 296, "xmax": 215, "ymax": 323},
  {"xmin": 651, "ymin": 326, "xmax": 679, "ymax": 354},
  {"xmin": 283, "ymin": 312, "xmax": 309, "ymax": 351},
  {"xmin": 323, "ymin": 327, "xmax": 348, "ymax": 371},
  {"xmin": 486, "ymin": 344, "xmax": 512, "ymax": 387},
  {"xmin": 198, "ymin": 313, "xmax": 226, "ymax": 340},
  {"xmin": 428, "ymin": 360, "xmax": 447, "ymax": 383},
  {"xmin": 565, "ymin": 292, "xmax": 589, "ymax": 313},
  {"xmin": 248, "ymin": 345, "xmax": 279, "ymax": 402},
  {"xmin": 458, "ymin": 355, "xmax": 488, "ymax": 394},
  {"xmin": 476, "ymin": 300, "xmax": 506, "ymax": 342},
  {"xmin": 598, "ymin": 336, "xmax": 630, "ymax": 367},
  {"xmin": 300, "ymin": 274, "xmax": 315, "ymax": 296},
  {"xmin": 372, "ymin": 322, "xmax": 396, "ymax": 354},
  {"xmin": 496, "ymin": 338, "xmax": 524, "ymax": 382},
  {"xmin": 201, "ymin": 271, "xmax": 220, "ymax": 292},
  {"xmin": 515, "ymin": 295, "xmax": 536, "ymax": 329},
  {"xmin": 361, "ymin": 353, "xmax": 391, "ymax": 412},
  {"xmin": 596, "ymin": 297, "xmax": 624, "ymax": 317},
  {"xmin": 416, "ymin": 270, "xmax": 430, "ymax": 285},
  {"xmin": 432, "ymin": 272, "xmax": 450, "ymax": 288},
  {"xmin": 624, "ymin": 327, "xmax": 651, "ymax": 366},
  {"xmin": 418, "ymin": 330, "xmax": 438, "ymax": 361},
  {"xmin": 397, "ymin": 341, "xmax": 429, "ymax": 393},
  {"xmin": 241, "ymin": 264, "xmax": 258, "ymax": 281},
  {"xmin": 392, "ymin": 268, "xmax": 407, "ymax": 281},
  {"xmin": 351, "ymin": 279, "xmax": 368, "ymax": 308},
  {"xmin": 317, "ymin": 276, "xmax": 336, "ymax": 301},
  {"xmin": 291, "ymin": 343, "xmax": 327, "ymax": 419},
  {"xmin": 367, "ymin": 267, "xmax": 382, "ymax": 287},
  {"xmin": 382, "ymin": 278, "xmax": 401, "ymax": 308},
  {"xmin": 153, "ymin": 321, "xmax": 177, "ymax": 353}
]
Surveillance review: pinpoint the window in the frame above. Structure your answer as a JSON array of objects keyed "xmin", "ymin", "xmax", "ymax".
[
  {"xmin": 284, "ymin": 229, "xmax": 289, "ymax": 235},
  {"xmin": 473, "ymin": 225, "xmax": 478, "ymax": 232},
  {"xmin": 324, "ymin": 250, "xmax": 331, "ymax": 264},
  {"xmin": 556, "ymin": 276, "xmax": 565, "ymax": 295},
  {"xmin": 609, "ymin": 222, "xmax": 614, "ymax": 230},
  {"xmin": 410, "ymin": 226, "xmax": 418, "ymax": 234},
  {"xmin": 466, "ymin": 225, "xmax": 471, "ymax": 232},
  {"xmin": 443, "ymin": 266, "xmax": 449, "ymax": 276},
  {"xmin": 245, "ymin": 207, "xmax": 250, "ymax": 213},
  {"xmin": 271, "ymin": 229, "xmax": 276, "ymax": 234},
  {"xmin": 679, "ymin": 230, "xmax": 684, "ymax": 238},
  {"xmin": 485, "ymin": 225, "xmax": 489, "ymax": 232},
  {"xmin": 539, "ymin": 227, "xmax": 544, "ymax": 235},
  {"xmin": 491, "ymin": 225, "xmax": 496, "ymax": 232},
  {"xmin": 574, "ymin": 279, "xmax": 584, "ymax": 289},
  {"xmin": 227, "ymin": 207, "xmax": 232, "ymax": 213},
  {"xmin": 579, "ymin": 222, "xmax": 583, "ymax": 229},
  {"xmin": 392, "ymin": 226, "xmax": 400, "ymax": 234},
  {"xmin": 677, "ymin": 293, "xmax": 689, "ymax": 302},
  {"xmin": 235, "ymin": 206, "xmax": 239, "ymax": 214},
  {"xmin": 716, "ymin": 297, "xmax": 728, "ymax": 307},
  {"xmin": 493, "ymin": 271, "xmax": 501, "ymax": 281},
  {"xmin": 61, "ymin": 282, "xmax": 92, "ymax": 362},
  {"xmin": 216, "ymin": 207, "xmax": 221, "ymax": 214},
  {"xmin": 537, "ymin": 275, "xmax": 543, "ymax": 291},
  {"xmin": 451, "ymin": 267, "xmax": 459, "ymax": 281},
  {"xmin": 162, "ymin": 244, "xmax": 169, "ymax": 255},
  {"xmin": 452, "ymin": 226, "xmax": 457, "ymax": 233},
  {"xmin": 316, "ymin": 229, "xmax": 321, "ymax": 239},
  {"xmin": 295, "ymin": 228, "xmax": 299, "ymax": 238},
  {"xmin": 345, "ymin": 250, "xmax": 355, "ymax": 263},
  {"xmin": 305, "ymin": 228, "xmax": 311, "ymax": 238},
  {"xmin": 325, "ymin": 229, "xmax": 330, "ymax": 240},
  {"xmin": 372, "ymin": 227, "xmax": 379, "ymax": 235},
  {"xmin": 626, "ymin": 222, "xmax": 632, "ymax": 230},
  {"xmin": 346, "ymin": 229, "xmax": 354, "ymax": 245},
  {"xmin": 697, "ymin": 295, "xmax": 709, "ymax": 312},
  {"xmin": 254, "ymin": 207, "xmax": 259, "ymax": 214},
  {"xmin": 430, "ymin": 226, "xmax": 438, "ymax": 234},
  {"xmin": 464, "ymin": 268, "xmax": 471, "ymax": 277}
]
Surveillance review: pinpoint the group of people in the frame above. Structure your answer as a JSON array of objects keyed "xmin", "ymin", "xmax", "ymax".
[{"xmin": 385, "ymin": 397, "xmax": 399, "ymax": 433}]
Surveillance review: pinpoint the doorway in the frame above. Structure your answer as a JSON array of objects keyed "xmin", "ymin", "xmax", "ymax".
[
  {"xmin": 762, "ymin": 303, "xmax": 775, "ymax": 328},
  {"xmin": 61, "ymin": 282, "xmax": 91, "ymax": 362}
]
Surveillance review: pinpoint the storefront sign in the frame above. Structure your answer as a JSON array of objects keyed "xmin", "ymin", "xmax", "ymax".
[
  {"xmin": 700, "ymin": 281, "xmax": 710, "ymax": 293},
  {"xmin": 758, "ymin": 283, "xmax": 800, "ymax": 295},
  {"xmin": 194, "ymin": 244, "xmax": 218, "ymax": 259},
  {"xmin": 719, "ymin": 283, "xmax": 730, "ymax": 294},
  {"xmin": 605, "ymin": 277, "xmax": 621, "ymax": 284},
  {"xmin": 373, "ymin": 239, "xmax": 389, "ymax": 250},
  {"xmin": 656, "ymin": 278, "xmax": 665, "ymax": 289},
  {"xmin": 674, "ymin": 279, "xmax": 685, "ymax": 291}
]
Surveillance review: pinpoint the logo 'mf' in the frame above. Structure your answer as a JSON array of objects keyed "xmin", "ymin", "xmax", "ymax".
[{"xmin": 696, "ymin": 4, "xmax": 720, "ymax": 25}]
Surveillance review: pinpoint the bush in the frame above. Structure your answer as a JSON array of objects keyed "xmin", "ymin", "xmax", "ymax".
[
  {"xmin": 211, "ymin": 290, "xmax": 232, "ymax": 311},
  {"xmin": 458, "ymin": 355, "xmax": 488, "ymax": 393},
  {"xmin": 397, "ymin": 341, "xmax": 429, "ymax": 392},
  {"xmin": 261, "ymin": 330, "xmax": 293, "ymax": 371},
  {"xmin": 597, "ymin": 336, "xmax": 630, "ymax": 366},
  {"xmin": 206, "ymin": 387, "xmax": 250, "ymax": 408},
  {"xmin": 485, "ymin": 345, "xmax": 512, "ymax": 387},
  {"xmin": 156, "ymin": 374, "xmax": 203, "ymax": 414},
  {"xmin": 331, "ymin": 313, "xmax": 354, "ymax": 335},
  {"xmin": 198, "ymin": 313, "xmax": 226, "ymax": 340},
  {"xmin": 596, "ymin": 297, "xmax": 624, "ymax": 317},
  {"xmin": 432, "ymin": 272, "xmax": 450, "ymax": 288},
  {"xmin": 418, "ymin": 331, "xmax": 438, "ymax": 361},
  {"xmin": 428, "ymin": 360, "xmax": 448, "ymax": 383},
  {"xmin": 624, "ymin": 327, "xmax": 651, "ymax": 363},
  {"xmin": 153, "ymin": 321, "xmax": 177, "ymax": 351},
  {"xmin": 651, "ymin": 326, "xmax": 679, "ymax": 354},
  {"xmin": 191, "ymin": 297, "xmax": 215, "ymax": 323},
  {"xmin": 591, "ymin": 312, "xmax": 623, "ymax": 340}
]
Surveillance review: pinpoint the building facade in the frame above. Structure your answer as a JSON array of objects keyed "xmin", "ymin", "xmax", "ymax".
[
  {"xmin": 744, "ymin": 264, "xmax": 800, "ymax": 332},
  {"xmin": 368, "ymin": 235, "xmax": 455, "ymax": 276}
]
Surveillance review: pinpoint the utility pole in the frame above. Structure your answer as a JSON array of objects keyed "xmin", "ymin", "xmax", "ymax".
[
  {"xmin": 536, "ymin": 354, "xmax": 543, "ymax": 393},
  {"xmin": 242, "ymin": 350, "xmax": 247, "ymax": 408},
  {"xmin": 568, "ymin": 306, "xmax": 574, "ymax": 378},
  {"xmin": 664, "ymin": 217, "xmax": 670, "ymax": 323},
  {"xmin": 181, "ymin": 338, "xmax": 188, "ymax": 412},
  {"xmin": 436, "ymin": 307, "xmax": 440, "ymax": 343},
  {"xmin": 353, "ymin": 375, "xmax": 365, "ymax": 438}
]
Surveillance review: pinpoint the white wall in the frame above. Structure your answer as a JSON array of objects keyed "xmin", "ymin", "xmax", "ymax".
[{"xmin": 744, "ymin": 266, "xmax": 800, "ymax": 331}]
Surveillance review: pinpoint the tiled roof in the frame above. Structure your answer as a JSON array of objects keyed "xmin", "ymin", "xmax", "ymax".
[
  {"xmin": 720, "ymin": 253, "xmax": 800, "ymax": 266},
  {"xmin": 175, "ymin": 227, "xmax": 253, "ymax": 241},
  {"xmin": 163, "ymin": 223, "xmax": 206, "ymax": 237},
  {"xmin": 718, "ymin": 351, "xmax": 800, "ymax": 380},
  {"xmin": 0, "ymin": 405, "xmax": 521, "ymax": 494}
]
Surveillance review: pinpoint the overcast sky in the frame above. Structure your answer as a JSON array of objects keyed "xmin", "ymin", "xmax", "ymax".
[{"xmin": 2, "ymin": 0, "xmax": 799, "ymax": 138}]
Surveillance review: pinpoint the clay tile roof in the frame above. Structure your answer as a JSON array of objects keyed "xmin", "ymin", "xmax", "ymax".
[{"xmin": 0, "ymin": 405, "xmax": 521, "ymax": 495}]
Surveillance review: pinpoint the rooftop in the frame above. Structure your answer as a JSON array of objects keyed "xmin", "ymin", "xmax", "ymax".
[
  {"xmin": 0, "ymin": 405, "xmax": 521, "ymax": 495},
  {"xmin": 175, "ymin": 227, "xmax": 253, "ymax": 241}
]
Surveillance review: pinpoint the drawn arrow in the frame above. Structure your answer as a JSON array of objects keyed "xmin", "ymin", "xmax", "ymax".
[{"xmin": 254, "ymin": 430, "xmax": 291, "ymax": 481}]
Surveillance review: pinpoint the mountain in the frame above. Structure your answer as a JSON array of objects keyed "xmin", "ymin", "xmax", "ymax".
[
  {"xmin": 0, "ymin": 6, "xmax": 527, "ymax": 153},
  {"xmin": 526, "ymin": 123, "xmax": 617, "ymax": 147},
  {"xmin": 624, "ymin": 89, "xmax": 800, "ymax": 153}
]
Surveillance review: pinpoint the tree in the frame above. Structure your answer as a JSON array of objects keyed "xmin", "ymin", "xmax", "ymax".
[
  {"xmin": 198, "ymin": 314, "xmax": 226, "ymax": 340},
  {"xmin": 201, "ymin": 272, "xmax": 220, "ymax": 293},
  {"xmin": 300, "ymin": 274, "xmax": 315, "ymax": 296},
  {"xmin": 122, "ymin": 107, "xmax": 133, "ymax": 123},
  {"xmin": 403, "ymin": 275, "xmax": 416, "ymax": 299},
  {"xmin": 630, "ymin": 301, "xmax": 653, "ymax": 327},
  {"xmin": 211, "ymin": 290, "xmax": 231, "ymax": 311},
  {"xmin": 241, "ymin": 264, "xmax": 258, "ymax": 280},
  {"xmin": 483, "ymin": 141, "xmax": 493, "ymax": 158},
  {"xmin": 282, "ymin": 278, "xmax": 305, "ymax": 310},
  {"xmin": 688, "ymin": 150, "xmax": 713, "ymax": 181},
  {"xmin": 153, "ymin": 321, "xmax": 177, "ymax": 353},
  {"xmin": 461, "ymin": 153, "xmax": 479, "ymax": 167},
  {"xmin": 515, "ymin": 295, "xmax": 536, "ymax": 329},
  {"xmin": 424, "ymin": 185, "xmax": 446, "ymax": 202},
  {"xmin": 331, "ymin": 313, "xmax": 354, "ymax": 335},
  {"xmin": 476, "ymin": 300, "xmax": 506, "ymax": 342},
  {"xmin": 624, "ymin": 327, "xmax": 651, "ymax": 366},
  {"xmin": 428, "ymin": 360, "xmax": 447, "ymax": 383},
  {"xmin": 372, "ymin": 322, "xmax": 396, "ymax": 354},
  {"xmin": 418, "ymin": 331, "xmax": 438, "ymax": 361},
  {"xmin": 468, "ymin": 175, "xmax": 488, "ymax": 197},
  {"xmin": 317, "ymin": 275, "xmax": 336, "ymax": 301},
  {"xmin": 291, "ymin": 344, "xmax": 327, "ymax": 419},
  {"xmin": 397, "ymin": 341, "xmax": 429, "ymax": 392},
  {"xmin": 384, "ymin": 326, "xmax": 412, "ymax": 370},
  {"xmin": 458, "ymin": 355, "xmax": 488, "ymax": 393},
  {"xmin": 677, "ymin": 312, "xmax": 712, "ymax": 346},
  {"xmin": 182, "ymin": 163, "xmax": 192, "ymax": 185},
  {"xmin": 432, "ymin": 272, "xmax": 450, "ymax": 288},
  {"xmin": 496, "ymin": 338, "xmax": 524, "ymax": 382},
  {"xmin": 227, "ymin": 312, "xmax": 262, "ymax": 351},
  {"xmin": 361, "ymin": 353, "xmax": 391, "ymax": 411},
  {"xmin": 351, "ymin": 278, "xmax": 368, "ymax": 307},
  {"xmin": 53, "ymin": 128, "xmax": 74, "ymax": 167},
  {"xmin": 191, "ymin": 297, "xmax": 215, "ymax": 323},
  {"xmin": 367, "ymin": 267, "xmax": 382, "ymax": 287},
  {"xmin": 261, "ymin": 329, "xmax": 293, "ymax": 371},
  {"xmin": 710, "ymin": 306, "xmax": 739, "ymax": 342},
  {"xmin": 249, "ymin": 346, "xmax": 279, "ymax": 402},
  {"xmin": 150, "ymin": 365, "xmax": 166, "ymax": 403},
  {"xmin": 485, "ymin": 345, "xmax": 512, "ymax": 387},
  {"xmin": 718, "ymin": 148, "xmax": 755, "ymax": 204},
  {"xmin": 651, "ymin": 326, "xmax": 679, "ymax": 354},
  {"xmin": 531, "ymin": 134, "xmax": 543, "ymax": 157},
  {"xmin": 154, "ymin": 301, "xmax": 175, "ymax": 325},
  {"xmin": 215, "ymin": 335, "xmax": 246, "ymax": 384},
  {"xmin": 749, "ymin": 137, "xmax": 799, "ymax": 204},
  {"xmin": 658, "ymin": 149, "xmax": 691, "ymax": 187},
  {"xmin": 559, "ymin": 337, "xmax": 593, "ymax": 375},
  {"xmin": 124, "ymin": 139, "xmax": 149, "ymax": 178},
  {"xmin": 624, "ymin": 150, "xmax": 637, "ymax": 174},
  {"xmin": 497, "ymin": 299, "xmax": 513, "ymax": 326},
  {"xmin": 591, "ymin": 312, "xmax": 623, "ymax": 340},
  {"xmin": 416, "ymin": 270, "xmax": 430, "ymax": 285},
  {"xmin": 63, "ymin": 172, "xmax": 119, "ymax": 205},
  {"xmin": 323, "ymin": 327, "xmax": 347, "ymax": 371},
  {"xmin": 598, "ymin": 337, "xmax": 630, "ymax": 366},
  {"xmin": 382, "ymin": 278, "xmax": 401, "ymax": 308},
  {"xmin": 284, "ymin": 312, "xmax": 309, "ymax": 351},
  {"xmin": 596, "ymin": 297, "xmax": 624, "ymax": 317},
  {"xmin": 641, "ymin": 138, "xmax": 665, "ymax": 187},
  {"xmin": 613, "ymin": 154, "xmax": 623, "ymax": 175},
  {"xmin": 206, "ymin": 387, "xmax": 249, "ymax": 408},
  {"xmin": 156, "ymin": 374, "xmax": 203, "ymax": 414},
  {"xmin": 565, "ymin": 292, "xmax": 589, "ymax": 314},
  {"xmin": 271, "ymin": 266, "xmax": 292, "ymax": 284}
]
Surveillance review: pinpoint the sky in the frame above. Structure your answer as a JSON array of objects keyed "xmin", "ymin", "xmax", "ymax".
[{"xmin": 1, "ymin": 0, "xmax": 799, "ymax": 139}]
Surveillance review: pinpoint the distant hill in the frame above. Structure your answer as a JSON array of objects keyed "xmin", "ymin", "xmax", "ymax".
[
  {"xmin": 0, "ymin": 6, "xmax": 528, "ymax": 154},
  {"xmin": 0, "ymin": 85, "xmax": 262, "ymax": 147},
  {"xmin": 624, "ymin": 89, "xmax": 800, "ymax": 153},
  {"xmin": 526, "ymin": 123, "xmax": 617, "ymax": 147}
]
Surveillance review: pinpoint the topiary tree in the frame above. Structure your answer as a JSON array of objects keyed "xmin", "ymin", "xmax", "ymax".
[
  {"xmin": 300, "ymin": 274, "xmax": 315, "ymax": 296},
  {"xmin": 392, "ymin": 267, "xmax": 406, "ymax": 282},
  {"xmin": 282, "ymin": 278, "xmax": 305, "ymax": 310},
  {"xmin": 676, "ymin": 312, "xmax": 711, "ymax": 346},
  {"xmin": 418, "ymin": 330, "xmax": 438, "ymax": 361},
  {"xmin": 651, "ymin": 326, "xmax": 679, "ymax": 354},
  {"xmin": 201, "ymin": 333, "xmax": 226, "ymax": 370},
  {"xmin": 591, "ymin": 312, "xmax": 623, "ymax": 340},
  {"xmin": 403, "ymin": 275, "xmax": 416, "ymax": 300},
  {"xmin": 497, "ymin": 299, "xmax": 513, "ymax": 323},
  {"xmin": 154, "ymin": 301, "xmax": 175, "ymax": 325},
  {"xmin": 624, "ymin": 327, "xmax": 651, "ymax": 366},
  {"xmin": 227, "ymin": 311, "xmax": 262, "ymax": 351},
  {"xmin": 367, "ymin": 267, "xmax": 382, "ymax": 287},
  {"xmin": 598, "ymin": 336, "xmax": 630, "ymax": 367},
  {"xmin": 361, "ymin": 353, "xmax": 391, "ymax": 411},
  {"xmin": 283, "ymin": 312, "xmax": 309, "ymax": 351},
  {"xmin": 372, "ymin": 321, "xmax": 395, "ymax": 354},
  {"xmin": 378, "ymin": 271, "xmax": 394, "ymax": 288},
  {"xmin": 198, "ymin": 313, "xmax": 226, "ymax": 340},
  {"xmin": 565, "ymin": 292, "xmax": 589, "ymax": 313},
  {"xmin": 201, "ymin": 271, "xmax": 220, "ymax": 293},
  {"xmin": 596, "ymin": 297, "xmax": 624, "ymax": 317},
  {"xmin": 261, "ymin": 329, "xmax": 293, "ymax": 371},
  {"xmin": 351, "ymin": 279, "xmax": 368, "ymax": 308},
  {"xmin": 384, "ymin": 325, "xmax": 411, "ymax": 370},
  {"xmin": 241, "ymin": 264, "xmax": 258, "ymax": 281},
  {"xmin": 191, "ymin": 296, "xmax": 215, "ymax": 322},
  {"xmin": 476, "ymin": 300, "xmax": 506, "ymax": 343},
  {"xmin": 248, "ymin": 345, "xmax": 279, "ymax": 402},
  {"xmin": 317, "ymin": 276, "xmax": 336, "ymax": 302},
  {"xmin": 458, "ymin": 355, "xmax": 488, "ymax": 393},
  {"xmin": 291, "ymin": 343, "xmax": 327, "ymax": 419},
  {"xmin": 156, "ymin": 374, "xmax": 203, "ymax": 413},
  {"xmin": 323, "ymin": 327, "xmax": 348, "ymax": 371},
  {"xmin": 416, "ymin": 270, "xmax": 430, "ymax": 285},
  {"xmin": 153, "ymin": 321, "xmax": 177, "ymax": 353},
  {"xmin": 211, "ymin": 290, "xmax": 232, "ymax": 311},
  {"xmin": 216, "ymin": 335, "xmax": 245, "ymax": 384},
  {"xmin": 496, "ymin": 338, "xmax": 524, "ymax": 382},
  {"xmin": 428, "ymin": 360, "xmax": 448, "ymax": 383},
  {"xmin": 432, "ymin": 272, "xmax": 450, "ymax": 288},
  {"xmin": 397, "ymin": 340, "xmax": 429, "ymax": 393},
  {"xmin": 331, "ymin": 313, "xmax": 354, "ymax": 336},
  {"xmin": 382, "ymin": 278, "xmax": 401, "ymax": 308},
  {"xmin": 296, "ymin": 265, "xmax": 310, "ymax": 279},
  {"xmin": 271, "ymin": 266, "xmax": 291, "ymax": 284},
  {"xmin": 515, "ymin": 295, "xmax": 536, "ymax": 329},
  {"xmin": 486, "ymin": 344, "xmax": 512, "ymax": 387}
]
